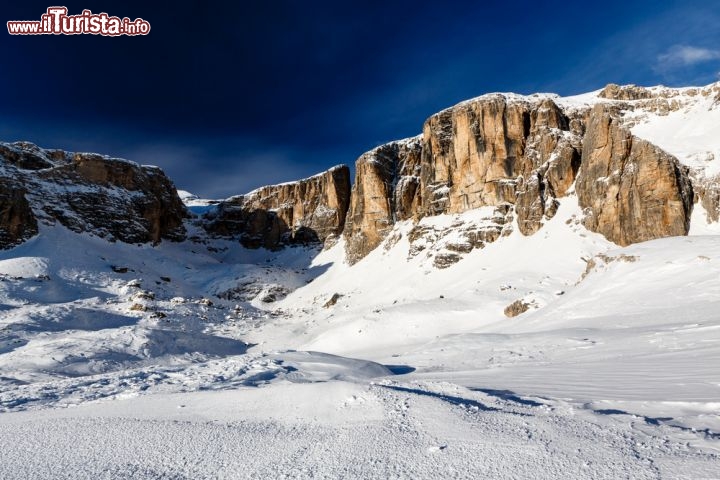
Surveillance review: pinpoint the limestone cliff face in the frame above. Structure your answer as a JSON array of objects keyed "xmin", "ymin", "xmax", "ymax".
[
  {"xmin": 0, "ymin": 141, "xmax": 187, "ymax": 249},
  {"xmin": 342, "ymin": 85, "xmax": 710, "ymax": 264},
  {"xmin": 47, "ymin": 153, "xmax": 188, "ymax": 243},
  {"xmin": 419, "ymin": 96, "xmax": 580, "ymax": 219},
  {"xmin": 576, "ymin": 105, "xmax": 693, "ymax": 245},
  {"xmin": 343, "ymin": 138, "xmax": 422, "ymax": 263},
  {"xmin": 344, "ymin": 95, "xmax": 582, "ymax": 263},
  {"xmin": 204, "ymin": 165, "xmax": 351, "ymax": 249},
  {"xmin": 420, "ymin": 96, "xmax": 526, "ymax": 216},
  {"xmin": 512, "ymin": 98, "xmax": 581, "ymax": 235}
]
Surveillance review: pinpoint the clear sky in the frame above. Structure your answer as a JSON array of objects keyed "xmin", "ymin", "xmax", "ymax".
[{"xmin": 2, "ymin": 1, "xmax": 720, "ymax": 198}]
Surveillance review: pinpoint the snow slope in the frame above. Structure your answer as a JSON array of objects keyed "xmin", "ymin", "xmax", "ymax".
[
  {"xmin": 629, "ymin": 85, "xmax": 720, "ymax": 177},
  {"xmin": 0, "ymin": 190, "xmax": 718, "ymax": 478}
]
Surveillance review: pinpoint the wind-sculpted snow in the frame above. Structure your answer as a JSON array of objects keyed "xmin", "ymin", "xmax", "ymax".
[
  {"xmin": 1, "ymin": 379, "xmax": 717, "ymax": 479},
  {"xmin": 0, "ymin": 199, "xmax": 718, "ymax": 477}
]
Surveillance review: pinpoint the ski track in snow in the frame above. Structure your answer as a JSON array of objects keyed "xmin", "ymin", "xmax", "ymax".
[
  {"xmin": 0, "ymin": 213, "xmax": 718, "ymax": 478},
  {"xmin": 1, "ymin": 379, "xmax": 717, "ymax": 479}
]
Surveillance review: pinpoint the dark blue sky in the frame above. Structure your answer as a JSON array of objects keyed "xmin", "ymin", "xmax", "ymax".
[{"xmin": 2, "ymin": 1, "xmax": 720, "ymax": 198}]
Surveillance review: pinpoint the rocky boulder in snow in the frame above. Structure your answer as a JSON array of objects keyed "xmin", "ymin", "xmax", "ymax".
[{"xmin": 504, "ymin": 299, "xmax": 532, "ymax": 317}]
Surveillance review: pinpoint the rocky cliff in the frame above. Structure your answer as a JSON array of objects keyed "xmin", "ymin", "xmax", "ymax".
[
  {"xmin": 343, "ymin": 83, "xmax": 717, "ymax": 264},
  {"xmin": 2, "ymin": 83, "xmax": 717, "ymax": 260},
  {"xmin": 203, "ymin": 165, "xmax": 351, "ymax": 249},
  {"xmin": 343, "ymin": 138, "xmax": 422, "ymax": 264},
  {"xmin": 344, "ymin": 95, "xmax": 584, "ymax": 264},
  {"xmin": 0, "ymin": 141, "xmax": 187, "ymax": 249},
  {"xmin": 576, "ymin": 105, "xmax": 693, "ymax": 245}
]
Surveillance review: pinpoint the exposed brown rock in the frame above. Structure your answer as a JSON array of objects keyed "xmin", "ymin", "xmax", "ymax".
[
  {"xmin": 38, "ymin": 155, "xmax": 187, "ymax": 243},
  {"xmin": 515, "ymin": 99, "xmax": 581, "ymax": 234},
  {"xmin": 206, "ymin": 201, "xmax": 286, "ymax": 250},
  {"xmin": 696, "ymin": 175, "xmax": 720, "ymax": 222},
  {"xmin": 504, "ymin": 299, "xmax": 531, "ymax": 317},
  {"xmin": 323, "ymin": 293, "xmax": 343, "ymax": 308},
  {"xmin": 420, "ymin": 95, "xmax": 532, "ymax": 216},
  {"xmin": 598, "ymin": 84, "xmax": 653, "ymax": 101},
  {"xmin": 406, "ymin": 205, "xmax": 513, "ymax": 266},
  {"xmin": 344, "ymin": 138, "xmax": 422, "ymax": 264},
  {"xmin": 344, "ymin": 96, "xmax": 583, "ymax": 263},
  {"xmin": 0, "ymin": 178, "xmax": 38, "ymax": 249},
  {"xmin": 433, "ymin": 252, "xmax": 462, "ymax": 269},
  {"xmin": 205, "ymin": 165, "xmax": 351, "ymax": 249},
  {"xmin": 419, "ymin": 96, "xmax": 580, "ymax": 223},
  {"xmin": 594, "ymin": 83, "xmax": 720, "ymax": 122},
  {"xmin": 515, "ymin": 173, "xmax": 549, "ymax": 236},
  {"xmin": 0, "ymin": 141, "xmax": 187, "ymax": 247},
  {"xmin": 576, "ymin": 105, "xmax": 693, "ymax": 245},
  {"xmin": 579, "ymin": 253, "xmax": 639, "ymax": 283}
]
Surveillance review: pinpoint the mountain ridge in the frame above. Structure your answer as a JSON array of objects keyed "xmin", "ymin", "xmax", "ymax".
[{"xmin": 2, "ymin": 82, "xmax": 719, "ymax": 266}]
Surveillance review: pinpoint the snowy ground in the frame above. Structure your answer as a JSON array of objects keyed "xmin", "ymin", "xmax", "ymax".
[{"xmin": 1, "ymin": 193, "xmax": 719, "ymax": 478}]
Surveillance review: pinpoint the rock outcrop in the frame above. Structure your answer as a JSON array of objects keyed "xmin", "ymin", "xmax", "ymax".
[
  {"xmin": 344, "ymin": 95, "xmax": 582, "ymax": 263},
  {"xmin": 419, "ymin": 96, "xmax": 581, "ymax": 220},
  {"xmin": 504, "ymin": 299, "xmax": 532, "ymax": 318},
  {"xmin": 576, "ymin": 105, "xmax": 693, "ymax": 245},
  {"xmin": 696, "ymin": 175, "xmax": 720, "ymax": 223},
  {"xmin": 204, "ymin": 165, "xmax": 351, "ymax": 249},
  {"xmin": 419, "ymin": 95, "xmax": 530, "ymax": 216},
  {"xmin": 343, "ymin": 138, "xmax": 422, "ymax": 263},
  {"xmin": 341, "ymin": 83, "xmax": 714, "ymax": 264},
  {"xmin": 0, "ymin": 177, "xmax": 38, "ymax": 248},
  {"xmin": 0, "ymin": 141, "xmax": 187, "ymax": 249},
  {"xmin": 405, "ymin": 205, "xmax": 514, "ymax": 268},
  {"xmin": 598, "ymin": 84, "xmax": 654, "ymax": 101}
]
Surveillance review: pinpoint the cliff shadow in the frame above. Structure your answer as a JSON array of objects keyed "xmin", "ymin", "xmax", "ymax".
[
  {"xmin": 203, "ymin": 207, "xmax": 328, "ymax": 251},
  {"xmin": 199, "ymin": 208, "xmax": 338, "ymax": 302}
]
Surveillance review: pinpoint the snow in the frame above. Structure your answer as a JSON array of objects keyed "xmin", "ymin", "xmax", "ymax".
[
  {"xmin": 0, "ymin": 201, "xmax": 718, "ymax": 478},
  {"xmin": 630, "ymin": 90, "xmax": 720, "ymax": 177},
  {"xmin": 0, "ymin": 197, "xmax": 720, "ymax": 478},
  {"xmin": 177, "ymin": 189, "xmax": 220, "ymax": 215},
  {"xmin": 1, "ymin": 84, "xmax": 720, "ymax": 478},
  {"xmin": 690, "ymin": 202, "xmax": 720, "ymax": 235}
]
